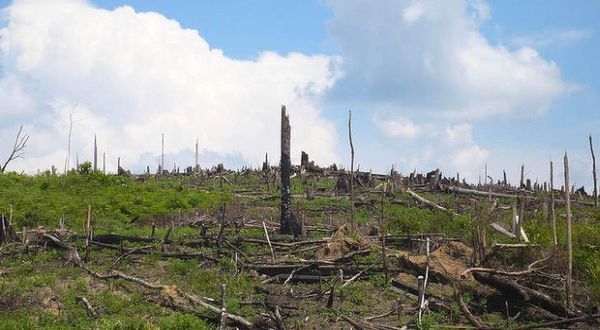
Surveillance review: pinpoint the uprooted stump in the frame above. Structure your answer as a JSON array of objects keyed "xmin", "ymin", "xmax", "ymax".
[{"xmin": 315, "ymin": 224, "xmax": 371, "ymax": 261}]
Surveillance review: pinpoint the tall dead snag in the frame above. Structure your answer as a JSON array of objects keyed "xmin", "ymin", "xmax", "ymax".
[
  {"xmin": 161, "ymin": 133, "xmax": 165, "ymax": 174},
  {"xmin": 590, "ymin": 135, "xmax": 598, "ymax": 207},
  {"xmin": 520, "ymin": 164, "xmax": 525, "ymax": 188},
  {"xmin": 195, "ymin": 138, "xmax": 200, "ymax": 174},
  {"xmin": 1, "ymin": 125, "xmax": 30, "ymax": 173},
  {"xmin": 563, "ymin": 153, "xmax": 574, "ymax": 309},
  {"xmin": 280, "ymin": 106, "xmax": 298, "ymax": 236},
  {"xmin": 301, "ymin": 151, "xmax": 309, "ymax": 170},
  {"xmin": 550, "ymin": 161, "xmax": 557, "ymax": 245},
  {"xmin": 348, "ymin": 110, "xmax": 355, "ymax": 228},
  {"xmin": 93, "ymin": 134, "xmax": 98, "ymax": 172},
  {"xmin": 381, "ymin": 183, "xmax": 388, "ymax": 280}
]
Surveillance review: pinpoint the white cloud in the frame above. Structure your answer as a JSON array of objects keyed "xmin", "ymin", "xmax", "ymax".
[
  {"xmin": 452, "ymin": 145, "xmax": 488, "ymax": 175},
  {"xmin": 324, "ymin": 0, "xmax": 573, "ymax": 179},
  {"xmin": 373, "ymin": 113, "xmax": 419, "ymax": 139},
  {"xmin": 0, "ymin": 0, "xmax": 342, "ymax": 172},
  {"xmin": 403, "ymin": 3, "xmax": 424, "ymax": 24},
  {"xmin": 445, "ymin": 123, "xmax": 472, "ymax": 146},
  {"xmin": 511, "ymin": 28, "xmax": 592, "ymax": 49},
  {"xmin": 326, "ymin": 0, "xmax": 572, "ymax": 119}
]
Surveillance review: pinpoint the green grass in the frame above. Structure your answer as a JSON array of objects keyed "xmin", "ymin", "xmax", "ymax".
[
  {"xmin": 0, "ymin": 172, "xmax": 230, "ymax": 232},
  {"xmin": 1, "ymin": 171, "xmax": 600, "ymax": 328}
]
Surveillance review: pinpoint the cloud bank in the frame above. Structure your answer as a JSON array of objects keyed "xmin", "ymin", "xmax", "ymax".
[
  {"xmin": 0, "ymin": 0, "xmax": 341, "ymax": 172},
  {"xmin": 325, "ymin": 0, "xmax": 573, "ymax": 179}
]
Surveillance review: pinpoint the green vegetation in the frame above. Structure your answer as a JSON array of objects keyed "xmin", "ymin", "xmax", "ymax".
[{"xmin": 0, "ymin": 171, "xmax": 599, "ymax": 328}]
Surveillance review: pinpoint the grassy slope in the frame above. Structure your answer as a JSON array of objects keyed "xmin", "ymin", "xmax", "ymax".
[{"xmin": 0, "ymin": 172, "xmax": 599, "ymax": 329}]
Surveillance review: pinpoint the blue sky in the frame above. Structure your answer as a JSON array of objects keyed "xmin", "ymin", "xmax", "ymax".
[{"xmin": 0, "ymin": 0, "xmax": 598, "ymax": 190}]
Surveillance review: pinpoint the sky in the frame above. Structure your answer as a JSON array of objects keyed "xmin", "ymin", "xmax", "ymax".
[{"xmin": 0, "ymin": 0, "xmax": 598, "ymax": 190}]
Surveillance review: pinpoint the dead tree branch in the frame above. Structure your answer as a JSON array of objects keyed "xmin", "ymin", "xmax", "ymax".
[{"xmin": 1, "ymin": 125, "xmax": 29, "ymax": 173}]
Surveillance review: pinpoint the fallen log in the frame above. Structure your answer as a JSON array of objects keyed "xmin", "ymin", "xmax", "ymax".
[
  {"xmin": 76, "ymin": 296, "xmax": 98, "ymax": 319},
  {"xmin": 456, "ymin": 291, "xmax": 488, "ymax": 329},
  {"xmin": 472, "ymin": 272, "xmax": 577, "ymax": 318},
  {"xmin": 489, "ymin": 222, "xmax": 516, "ymax": 239},
  {"xmin": 89, "ymin": 241, "xmax": 219, "ymax": 262},
  {"xmin": 390, "ymin": 279, "xmax": 452, "ymax": 313},
  {"xmin": 445, "ymin": 185, "xmax": 596, "ymax": 206},
  {"xmin": 406, "ymin": 189, "xmax": 456, "ymax": 216},
  {"xmin": 82, "ymin": 266, "xmax": 256, "ymax": 329},
  {"xmin": 512, "ymin": 313, "xmax": 600, "ymax": 330},
  {"xmin": 92, "ymin": 234, "xmax": 158, "ymax": 244}
]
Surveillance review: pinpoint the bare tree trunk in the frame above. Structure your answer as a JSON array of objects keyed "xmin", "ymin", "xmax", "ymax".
[
  {"xmin": 550, "ymin": 161, "xmax": 557, "ymax": 245},
  {"xmin": 381, "ymin": 183, "xmax": 388, "ymax": 280},
  {"xmin": 348, "ymin": 110, "xmax": 355, "ymax": 229},
  {"xmin": 93, "ymin": 134, "xmax": 97, "ymax": 172},
  {"xmin": 563, "ymin": 153, "xmax": 573, "ymax": 309},
  {"xmin": 280, "ymin": 106, "xmax": 298, "ymax": 236},
  {"xmin": 103, "ymin": 152, "xmax": 106, "ymax": 174},
  {"xmin": 590, "ymin": 135, "xmax": 598, "ymax": 207},
  {"xmin": 64, "ymin": 111, "xmax": 73, "ymax": 174},
  {"xmin": 195, "ymin": 138, "xmax": 200, "ymax": 174},
  {"xmin": 484, "ymin": 163, "xmax": 488, "ymax": 185},
  {"xmin": 161, "ymin": 133, "xmax": 165, "ymax": 174}
]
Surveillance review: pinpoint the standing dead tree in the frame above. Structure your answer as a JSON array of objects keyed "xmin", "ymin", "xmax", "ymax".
[
  {"xmin": 64, "ymin": 111, "xmax": 73, "ymax": 173},
  {"xmin": 1, "ymin": 125, "xmax": 29, "ymax": 173},
  {"xmin": 93, "ymin": 134, "xmax": 98, "ymax": 172},
  {"xmin": 348, "ymin": 110, "xmax": 355, "ymax": 228},
  {"xmin": 280, "ymin": 106, "xmax": 298, "ymax": 236},
  {"xmin": 564, "ymin": 152, "xmax": 574, "ymax": 309},
  {"xmin": 590, "ymin": 135, "xmax": 598, "ymax": 207},
  {"xmin": 550, "ymin": 160, "xmax": 557, "ymax": 245}
]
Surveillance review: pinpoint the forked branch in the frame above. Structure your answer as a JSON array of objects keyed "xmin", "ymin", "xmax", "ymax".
[{"xmin": 1, "ymin": 125, "xmax": 29, "ymax": 173}]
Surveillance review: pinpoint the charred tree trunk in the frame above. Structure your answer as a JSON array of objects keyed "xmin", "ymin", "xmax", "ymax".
[
  {"xmin": 520, "ymin": 164, "xmax": 525, "ymax": 189},
  {"xmin": 280, "ymin": 106, "xmax": 298, "ymax": 236},
  {"xmin": 301, "ymin": 151, "xmax": 309, "ymax": 170}
]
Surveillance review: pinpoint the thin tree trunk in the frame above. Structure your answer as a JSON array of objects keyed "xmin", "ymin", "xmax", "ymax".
[
  {"xmin": 93, "ymin": 134, "xmax": 97, "ymax": 172},
  {"xmin": 550, "ymin": 161, "xmax": 557, "ymax": 245},
  {"xmin": 64, "ymin": 111, "xmax": 73, "ymax": 174},
  {"xmin": 563, "ymin": 153, "xmax": 573, "ymax": 309},
  {"xmin": 195, "ymin": 138, "xmax": 200, "ymax": 174},
  {"xmin": 348, "ymin": 110, "xmax": 355, "ymax": 229},
  {"xmin": 590, "ymin": 135, "xmax": 598, "ymax": 207},
  {"xmin": 161, "ymin": 133, "xmax": 165, "ymax": 173},
  {"xmin": 381, "ymin": 183, "xmax": 388, "ymax": 280}
]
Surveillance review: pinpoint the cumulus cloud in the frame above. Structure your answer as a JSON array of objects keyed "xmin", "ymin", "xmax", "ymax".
[
  {"xmin": 326, "ymin": 0, "xmax": 571, "ymax": 119},
  {"xmin": 323, "ymin": 0, "xmax": 573, "ymax": 179},
  {"xmin": 0, "ymin": 0, "xmax": 342, "ymax": 172}
]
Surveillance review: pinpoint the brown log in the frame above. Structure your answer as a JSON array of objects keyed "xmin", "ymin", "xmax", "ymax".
[
  {"xmin": 472, "ymin": 272, "xmax": 577, "ymax": 318},
  {"xmin": 406, "ymin": 188, "xmax": 456, "ymax": 216},
  {"xmin": 513, "ymin": 314, "xmax": 600, "ymax": 330}
]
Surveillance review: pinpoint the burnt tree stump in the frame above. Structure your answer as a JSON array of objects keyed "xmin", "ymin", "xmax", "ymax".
[
  {"xmin": 280, "ymin": 106, "xmax": 298, "ymax": 236},
  {"xmin": 301, "ymin": 151, "xmax": 309, "ymax": 170}
]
